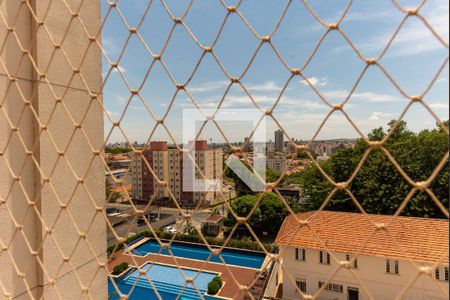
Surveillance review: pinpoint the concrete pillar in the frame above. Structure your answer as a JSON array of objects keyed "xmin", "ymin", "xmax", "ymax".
[{"xmin": 0, "ymin": 1, "xmax": 106, "ymax": 299}]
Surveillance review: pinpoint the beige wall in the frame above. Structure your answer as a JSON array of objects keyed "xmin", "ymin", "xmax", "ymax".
[
  {"xmin": 0, "ymin": 1, "xmax": 40, "ymax": 298},
  {"xmin": 130, "ymin": 148, "xmax": 223, "ymax": 205},
  {"xmin": 169, "ymin": 149, "xmax": 181, "ymax": 199},
  {"xmin": 153, "ymin": 151, "xmax": 169, "ymax": 198},
  {"xmin": 268, "ymin": 157, "xmax": 289, "ymax": 174},
  {"xmin": 0, "ymin": 1, "xmax": 106, "ymax": 299},
  {"xmin": 130, "ymin": 152, "xmax": 143, "ymax": 200},
  {"xmin": 193, "ymin": 149, "xmax": 223, "ymax": 204},
  {"xmin": 277, "ymin": 246, "xmax": 448, "ymax": 300}
]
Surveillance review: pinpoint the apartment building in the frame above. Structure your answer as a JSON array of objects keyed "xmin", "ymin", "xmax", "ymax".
[
  {"xmin": 265, "ymin": 211, "xmax": 449, "ymax": 300},
  {"xmin": 310, "ymin": 140, "xmax": 356, "ymax": 156},
  {"xmin": 268, "ymin": 156, "xmax": 290, "ymax": 174},
  {"xmin": 267, "ymin": 141, "xmax": 275, "ymax": 153},
  {"xmin": 130, "ymin": 150, "xmax": 143, "ymax": 200},
  {"xmin": 130, "ymin": 141, "xmax": 223, "ymax": 206}
]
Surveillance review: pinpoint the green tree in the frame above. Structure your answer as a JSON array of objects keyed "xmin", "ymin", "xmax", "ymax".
[
  {"xmin": 225, "ymin": 165, "xmax": 279, "ymax": 196},
  {"xmin": 184, "ymin": 220, "xmax": 198, "ymax": 235},
  {"xmin": 105, "ymin": 147, "xmax": 132, "ymax": 154},
  {"xmin": 300, "ymin": 121, "xmax": 449, "ymax": 218},
  {"xmin": 224, "ymin": 193, "xmax": 291, "ymax": 238}
]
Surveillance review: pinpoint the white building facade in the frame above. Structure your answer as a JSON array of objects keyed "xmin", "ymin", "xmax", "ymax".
[
  {"xmin": 265, "ymin": 211, "xmax": 449, "ymax": 300},
  {"xmin": 268, "ymin": 156, "xmax": 290, "ymax": 174},
  {"xmin": 273, "ymin": 247, "xmax": 448, "ymax": 300}
]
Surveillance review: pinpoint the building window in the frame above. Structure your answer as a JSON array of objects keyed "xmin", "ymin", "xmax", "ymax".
[
  {"xmin": 296, "ymin": 279, "xmax": 307, "ymax": 293},
  {"xmin": 346, "ymin": 254, "xmax": 358, "ymax": 269},
  {"xmin": 320, "ymin": 251, "xmax": 331, "ymax": 265},
  {"xmin": 318, "ymin": 281, "xmax": 343, "ymax": 293},
  {"xmin": 386, "ymin": 260, "xmax": 399, "ymax": 274},
  {"xmin": 435, "ymin": 267, "xmax": 449, "ymax": 281},
  {"xmin": 295, "ymin": 248, "xmax": 306, "ymax": 261}
]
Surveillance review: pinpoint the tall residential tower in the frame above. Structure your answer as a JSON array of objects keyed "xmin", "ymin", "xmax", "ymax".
[{"xmin": 275, "ymin": 129, "xmax": 285, "ymax": 153}]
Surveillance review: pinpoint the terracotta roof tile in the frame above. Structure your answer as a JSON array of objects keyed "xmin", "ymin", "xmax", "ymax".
[
  {"xmin": 205, "ymin": 215, "xmax": 224, "ymax": 223},
  {"xmin": 275, "ymin": 211, "xmax": 449, "ymax": 264}
]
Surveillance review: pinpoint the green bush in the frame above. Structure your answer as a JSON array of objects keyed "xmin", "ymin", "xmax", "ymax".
[
  {"xmin": 207, "ymin": 277, "xmax": 222, "ymax": 295},
  {"xmin": 108, "ymin": 230, "xmax": 154, "ymax": 255},
  {"xmin": 107, "ymin": 229, "xmax": 279, "ymax": 257},
  {"xmin": 222, "ymin": 226, "xmax": 232, "ymax": 237},
  {"xmin": 112, "ymin": 262, "xmax": 129, "ymax": 275},
  {"xmin": 212, "ymin": 276, "xmax": 222, "ymax": 286}
]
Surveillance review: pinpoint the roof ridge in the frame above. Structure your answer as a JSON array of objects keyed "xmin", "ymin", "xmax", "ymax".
[{"xmin": 275, "ymin": 211, "xmax": 449, "ymax": 264}]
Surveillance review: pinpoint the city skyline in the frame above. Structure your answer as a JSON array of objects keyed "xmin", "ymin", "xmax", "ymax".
[
  {"xmin": 0, "ymin": 1, "xmax": 447, "ymax": 300},
  {"xmin": 102, "ymin": 0, "xmax": 449, "ymax": 144}
]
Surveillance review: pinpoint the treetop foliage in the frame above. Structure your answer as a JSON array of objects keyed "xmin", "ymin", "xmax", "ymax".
[{"xmin": 300, "ymin": 120, "xmax": 449, "ymax": 218}]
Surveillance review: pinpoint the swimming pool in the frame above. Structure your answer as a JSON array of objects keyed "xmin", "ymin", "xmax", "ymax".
[
  {"xmin": 131, "ymin": 240, "xmax": 266, "ymax": 269},
  {"xmin": 108, "ymin": 263, "xmax": 221, "ymax": 300}
]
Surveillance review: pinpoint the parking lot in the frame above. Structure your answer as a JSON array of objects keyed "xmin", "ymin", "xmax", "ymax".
[{"xmin": 106, "ymin": 204, "xmax": 228, "ymax": 244}]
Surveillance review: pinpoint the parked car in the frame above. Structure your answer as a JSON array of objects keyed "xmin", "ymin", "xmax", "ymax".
[{"xmin": 164, "ymin": 226, "xmax": 177, "ymax": 234}]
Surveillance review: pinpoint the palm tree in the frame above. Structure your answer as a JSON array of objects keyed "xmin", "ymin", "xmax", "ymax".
[{"xmin": 184, "ymin": 220, "xmax": 197, "ymax": 235}]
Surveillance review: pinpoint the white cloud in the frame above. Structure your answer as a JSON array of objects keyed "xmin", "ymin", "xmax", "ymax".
[
  {"xmin": 331, "ymin": 1, "xmax": 449, "ymax": 57},
  {"xmin": 115, "ymin": 95, "xmax": 128, "ymax": 106},
  {"xmin": 113, "ymin": 66, "xmax": 127, "ymax": 73},
  {"xmin": 320, "ymin": 90, "xmax": 348, "ymax": 99},
  {"xmin": 352, "ymin": 92, "xmax": 401, "ymax": 103},
  {"xmin": 103, "ymin": 65, "xmax": 127, "ymax": 78},
  {"xmin": 247, "ymin": 81, "xmax": 285, "ymax": 92},
  {"xmin": 103, "ymin": 37, "xmax": 120, "ymax": 56},
  {"xmin": 344, "ymin": 10, "xmax": 396, "ymax": 22},
  {"xmin": 188, "ymin": 81, "xmax": 285, "ymax": 93},
  {"xmin": 322, "ymin": 90, "xmax": 403, "ymax": 103},
  {"xmin": 130, "ymin": 106, "xmax": 146, "ymax": 111},
  {"xmin": 429, "ymin": 103, "xmax": 449, "ymax": 109},
  {"xmin": 270, "ymin": 111, "xmax": 359, "ymax": 140},
  {"xmin": 435, "ymin": 77, "xmax": 448, "ymax": 84},
  {"xmin": 358, "ymin": 4, "xmax": 449, "ymax": 57},
  {"xmin": 301, "ymin": 76, "xmax": 328, "ymax": 87},
  {"xmin": 189, "ymin": 81, "xmax": 229, "ymax": 93},
  {"xmin": 208, "ymin": 94, "xmax": 275, "ymax": 108},
  {"xmin": 106, "ymin": 110, "xmax": 120, "ymax": 117},
  {"xmin": 368, "ymin": 111, "xmax": 393, "ymax": 121},
  {"xmin": 182, "ymin": 93, "xmax": 329, "ymax": 112},
  {"xmin": 279, "ymin": 98, "xmax": 327, "ymax": 110}
]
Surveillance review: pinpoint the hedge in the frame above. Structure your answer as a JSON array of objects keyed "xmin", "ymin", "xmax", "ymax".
[
  {"xmin": 107, "ymin": 229, "xmax": 279, "ymax": 255},
  {"xmin": 207, "ymin": 276, "xmax": 223, "ymax": 295},
  {"xmin": 107, "ymin": 231, "xmax": 151, "ymax": 254},
  {"xmin": 212, "ymin": 276, "xmax": 222, "ymax": 286},
  {"xmin": 112, "ymin": 262, "xmax": 129, "ymax": 275}
]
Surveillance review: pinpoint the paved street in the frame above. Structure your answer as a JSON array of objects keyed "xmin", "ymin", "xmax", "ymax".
[
  {"xmin": 106, "ymin": 204, "xmax": 228, "ymax": 244},
  {"xmin": 107, "ymin": 204, "xmax": 178, "ymax": 244}
]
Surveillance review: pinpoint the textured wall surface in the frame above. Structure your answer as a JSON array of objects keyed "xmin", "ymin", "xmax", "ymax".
[{"xmin": 0, "ymin": 1, "xmax": 106, "ymax": 299}]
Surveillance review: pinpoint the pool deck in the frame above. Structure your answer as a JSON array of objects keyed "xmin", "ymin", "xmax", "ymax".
[{"xmin": 110, "ymin": 240, "xmax": 266, "ymax": 300}]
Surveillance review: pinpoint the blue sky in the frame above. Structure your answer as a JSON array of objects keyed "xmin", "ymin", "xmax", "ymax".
[{"xmin": 101, "ymin": 0, "xmax": 449, "ymax": 144}]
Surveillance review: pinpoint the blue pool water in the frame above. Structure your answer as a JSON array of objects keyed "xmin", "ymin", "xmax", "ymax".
[
  {"xmin": 132, "ymin": 240, "xmax": 266, "ymax": 269},
  {"xmin": 108, "ymin": 263, "xmax": 221, "ymax": 300}
]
